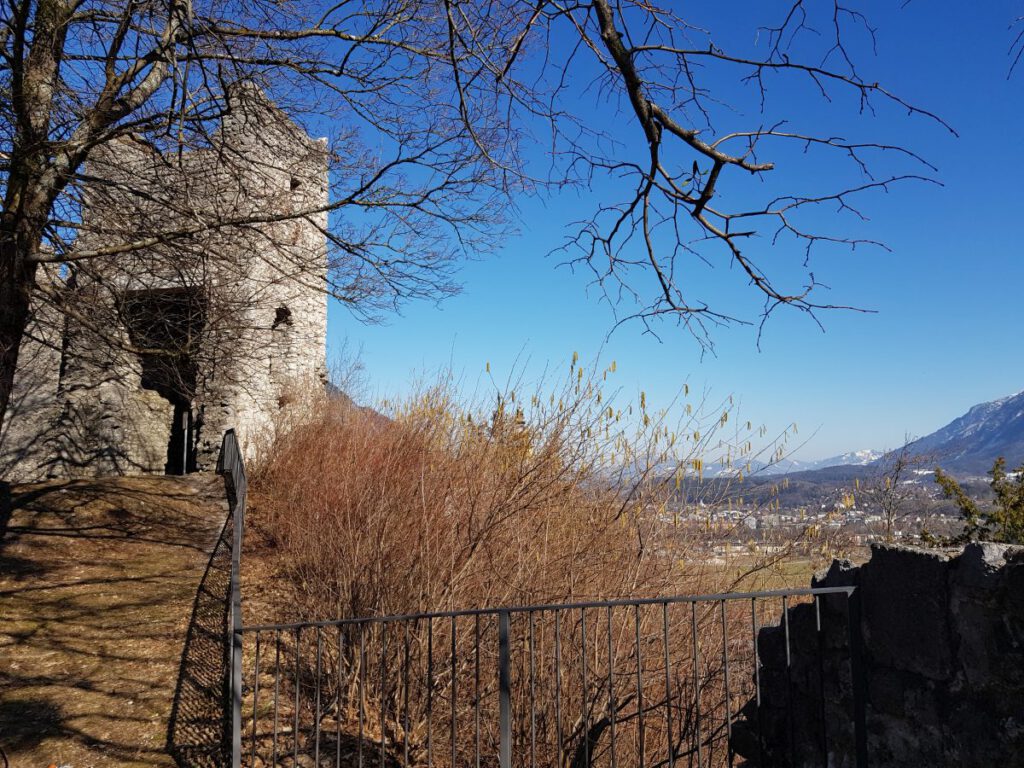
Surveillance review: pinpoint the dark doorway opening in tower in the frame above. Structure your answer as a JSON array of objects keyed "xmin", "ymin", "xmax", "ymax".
[{"xmin": 122, "ymin": 287, "xmax": 206, "ymax": 475}]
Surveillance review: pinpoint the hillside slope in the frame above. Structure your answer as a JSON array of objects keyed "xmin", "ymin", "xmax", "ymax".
[{"xmin": 903, "ymin": 391, "xmax": 1024, "ymax": 474}]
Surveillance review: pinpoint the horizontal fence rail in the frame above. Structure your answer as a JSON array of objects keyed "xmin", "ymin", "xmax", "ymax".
[{"xmin": 235, "ymin": 589, "xmax": 863, "ymax": 768}]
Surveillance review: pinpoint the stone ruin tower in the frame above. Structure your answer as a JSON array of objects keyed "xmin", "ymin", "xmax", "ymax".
[{"xmin": 0, "ymin": 85, "xmax": 328, "ymax": 481}]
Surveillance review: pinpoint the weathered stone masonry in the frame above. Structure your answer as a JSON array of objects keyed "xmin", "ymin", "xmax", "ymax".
[
  {"xmin": 0, "ymin": 85, "xmax": 328, "ymax": 481},
  {"xmin": 731, "ymin": 543, "xmax": 1024, "ymax": 767}
]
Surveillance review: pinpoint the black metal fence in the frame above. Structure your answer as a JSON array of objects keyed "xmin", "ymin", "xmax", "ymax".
[
  {"xmin": 216, "ymin": 429, "xmax": 247, "ymax": 765},
  {"xmin": 216, "ymin": 433, "xmax": 867, "ymax": 768}
]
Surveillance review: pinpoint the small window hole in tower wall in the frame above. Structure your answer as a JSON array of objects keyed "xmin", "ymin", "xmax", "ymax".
[{"xmin": 272, "ymin": 305, "xmax": 293, "ymax": 329}]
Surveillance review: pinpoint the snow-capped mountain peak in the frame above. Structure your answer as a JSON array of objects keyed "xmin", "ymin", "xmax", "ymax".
[
  {"xmin": 757, "ymin": 448, "xmax": 884, "ymax": 476},
  {"xmin": 900, "ymin": 390, "xmax": 1024, "ymax": 475}
]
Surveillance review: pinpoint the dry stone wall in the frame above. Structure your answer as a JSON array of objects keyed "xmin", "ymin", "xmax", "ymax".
[{"xmin": 731, "ymin": 542, "xmax": 1024, "ymax": 767}]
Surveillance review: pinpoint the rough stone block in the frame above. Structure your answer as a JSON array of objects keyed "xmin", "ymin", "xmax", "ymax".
[
  {"xmin": 733, "ymin": 543, "xmax": 1024, "ymax": 767},
  {"xmin": 860, "ymin": 543, "xmax": 953, "ymax": 681}
]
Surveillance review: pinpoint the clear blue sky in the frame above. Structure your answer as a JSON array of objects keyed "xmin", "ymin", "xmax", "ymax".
[{"xmin": 327, "ymin": 0, "xmax": 1023, "ymax": 461}]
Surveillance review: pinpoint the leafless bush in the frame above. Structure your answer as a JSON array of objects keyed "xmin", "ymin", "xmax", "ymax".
[{"xmin": 242, "ymin": 361, "xmax": 840, "ymax": 765}]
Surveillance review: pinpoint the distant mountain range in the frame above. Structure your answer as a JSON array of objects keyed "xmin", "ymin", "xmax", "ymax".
[
  {"xmin": 723, "ymin": 390, "xmax": 1024, "ymax": 480},
  {"xmin": 700, "ymin": 449, "xmax": 883, "ymax": 479},
  {"xmin": 759, "ymin": 449, "xmax": 885, "ymax": 476}
]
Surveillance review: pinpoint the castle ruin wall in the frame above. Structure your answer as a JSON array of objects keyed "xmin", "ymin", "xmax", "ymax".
[{"xmin": 0, "ymin": 85, "xmax": 328, "ymax": 482}]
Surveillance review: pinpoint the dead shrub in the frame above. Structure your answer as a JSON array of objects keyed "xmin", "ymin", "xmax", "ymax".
[
  {"xmin": 252, "ymin": 362, "xmax": 749, "ymax": 621},
  {"xmin": 241, "ymin": 362, "xmax": 842, "ymax": 767}
]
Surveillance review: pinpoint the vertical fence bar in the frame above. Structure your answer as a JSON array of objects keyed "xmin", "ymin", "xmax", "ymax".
[
  {"xmin": 251, "ymin": 632, "xmax": 261, "ymax": 767},
  {"xmin": 380, "ymin": 624, "xmax": 387, "ymax": 768},
  {"xmin": 498, "ymin": 610, "xmax": 512, "ymax": 768},
  {"xmin": 607, "ymin": 605, "xmax": 616, "ymax": 768},
  {"xmin": 273, "ymin": 630, "xmax": 281, "ymax": 767},
  {"xmin": 294, "ymin": 627, "xmax": 302, "ymax": 763},
  {"xmin": 359, "ymin": 625, "xmax": 365, "ymax": 768},
  {"xmin": 337, "ymin": 625, "xmax": 344, "ymax": 768},
  {"xmin": 475, "ymin": 614, "xmax": 481, "ymax": 768},
  {"xmin": 404, "ymin": 621, "xmax": 411, "ymax": 767},
  {"xmin": 581, "ymin": 607, "xmax": 589, "ymax": 768},
  {"xmin": 427, "ymin": 618, "xmax": 433, "ymax": 768},
  {"xmin": 691, "ymin": 601, "xmax": 702, "ymax": 768},
  {"xmin": 816, "ymin": 595, "xmax": 828, "ymax": 767},
  {"xmin": 663, "ymin": 602, "xmax": 674, "ymax": 768},
  {"xmin": 529, "ymin": 610, "xmax": 537, "ymax": 768},
  {"xmin": 720, "ymin": 601, "xmax": 734, "ymax": 768},
  {"xmin": 450, "ymin": 616, "xmax": 457, "ymax": 768},
  {"xmin": 555, "ymin": 610, "xmax": 563, "ymax": 762},
  {"xmin": 751, "ymin": 598, "xmax": 763, "ymax": 768},
  {"xmin": 848, "ymin": 590, "xmax": 869, "ymax": 768},
  {"xmin": 783, "ymin": 596, "xmax": 794, "ymax": 764},
  {"xmin": 232, "ymin": 626, "xmax": 242, "ymax": 766},
  {"xmin": 635, "ymin": 604, "xmax": 645, "ymax": 768},
  {"xmin": 314, "ymin": 627, "xmax": 323, "ymax": 766}
]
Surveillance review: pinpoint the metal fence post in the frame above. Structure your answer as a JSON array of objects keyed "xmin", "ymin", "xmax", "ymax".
[
  {"xmin": 498, "ymin": 610, "xmax": 512, "ymax": 768},
  {"xmin": 231, "ymin": 626, "xmax": 242, "ymax": 768},
  {"xmin": 218, "ymin": 430, "xmax": 246, "ymax": 768}
]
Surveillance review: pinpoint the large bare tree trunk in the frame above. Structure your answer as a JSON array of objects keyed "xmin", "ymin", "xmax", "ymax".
[
  {"xmin": 0, "ymin": 228, "xmax": 40, "ymax": 434},
  {"xmin": 0, "ymin": 0, "xmax": 69, "ymax": 433}
]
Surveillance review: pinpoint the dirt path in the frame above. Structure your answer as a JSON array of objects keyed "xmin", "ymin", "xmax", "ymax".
[{"xmin": 0, "ymin": 474, "xmax": 230, "ymax": 767}]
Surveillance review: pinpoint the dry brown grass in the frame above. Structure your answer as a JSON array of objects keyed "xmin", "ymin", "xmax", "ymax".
[{"xmin": 0, "ymin": 474, "xmax": 227, "ymax": 767}]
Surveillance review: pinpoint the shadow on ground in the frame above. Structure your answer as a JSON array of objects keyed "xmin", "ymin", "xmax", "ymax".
[
  {"xmin": 167, "ymin": 510, "xmax": 233, "ymax": 767},
  {"xmin": 0, "ymin": 474, "xmax": 228, "ymax": 767}
]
